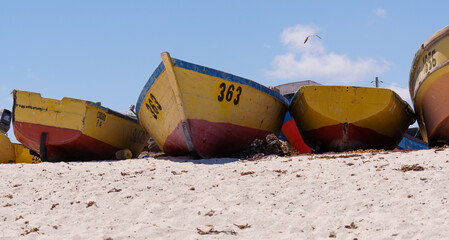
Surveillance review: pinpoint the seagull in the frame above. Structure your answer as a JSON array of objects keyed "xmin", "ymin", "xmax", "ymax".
[{"xmin": 304, "ymin": 34, "xmax": 322, "ymax": 44}]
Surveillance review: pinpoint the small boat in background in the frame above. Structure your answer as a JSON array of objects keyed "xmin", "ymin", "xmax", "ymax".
[
  {"xmin": 396, "ymin": 127, "xmax": 428, "ymax": 150},
  {"xmin": 289, "ymin": 86, "xmax": 415, "ymax": 153},
  {"xmin": 12, "ymin": 90, "xmax": 150, "ymax": 162},
  {"xmin": 136, "ymin": 52, "xmax": 288, "ymax": 158},
  {"xmin": 274, "ymin": 81, "xmax": 320, "ymax": 154},
  {"xmin": 410, "ymin": 25, "xmax": 449, "ymax": 146}
]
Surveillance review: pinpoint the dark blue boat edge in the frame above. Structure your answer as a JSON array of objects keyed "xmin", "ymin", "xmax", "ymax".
[{"xmin": 135, "ymin": 62, "xmax": 166, "ymax": 117}]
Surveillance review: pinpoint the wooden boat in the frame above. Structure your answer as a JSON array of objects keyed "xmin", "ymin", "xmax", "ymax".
[
  {"xmin": 12, "ymin": 90, "xmax": 150, "ymax": 162},
  {"xmin": 409, "ymin": 25, "xmax": 449, "ymax": 146},
  {"xmin": 136, "ymin": 52, "xmax": 288, "ymax": 158},
  {"xmin": 289, "ymin": 86, "xmax": 415, "ymax": 152},
  {"xmin": 396, "ymin": 128, "xmax": 428, "ymax": 150},
  {"xmin": 274, "ymin": 81, "xmax": 320, "ymax": 154}
]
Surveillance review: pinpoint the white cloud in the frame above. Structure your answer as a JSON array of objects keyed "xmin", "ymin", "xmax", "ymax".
[
  {"xmin": 266, "ymin": 24, "xmax": 389, "ymax": 84},
  {"xmin": 263, "ymin": 43, "xmax": 272, "ymax": 48},
  {"xmin": 387, "ymin": 83, "xmax": 412, "ymax": 105},
  {"xmin": 280, "ymin": 25, "xmax": 325, "ymax": 54},
  {"xmin": 373, "ymin": 8, "xmax": 387, "ymax": 18}
]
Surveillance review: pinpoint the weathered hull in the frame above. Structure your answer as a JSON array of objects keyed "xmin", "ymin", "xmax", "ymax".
[
  {"xmin": 164, "ymin": 119, "xmax": 271, "ymax": 158},
  {"xmin": 409, "ymin": 26, "xmax": 449, "ymax": 146},
  {"xmin": 14, "ymin": 122, "xmax": 120, "ymax": 161},
  {"xmin": 13, "ymin": 90, "xmax": 150, "ymax": 161},
  {"xmin": 136, "ymin": 52, "xmax": 288, "ymax": 158},
  {"xmin": 290, "ymin": 86, "xmax": 415, "ymax": 153}
]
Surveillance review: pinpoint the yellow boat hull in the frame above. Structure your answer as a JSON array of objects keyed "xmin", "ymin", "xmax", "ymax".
[
  {"xmin": 410, "ymin": 25, "xmax": 449, "ymax": 146},
  {"xmin": 290, "ymin": 86, "xmax": 415, "ymax": 152},
  {"xmin": 0, "ymin": 133, "xmax": 41, "ymax": 163},
  {"xmin": 0, "ymin": 133, "xmax": 15, "ymax": 163},
  {"xmin": 136, "ymin": 52, "xmax": 288, "ymax": 158},
  {"xmin": 13, "ymin": 90, "xmax": 150, "ymax": 161}
]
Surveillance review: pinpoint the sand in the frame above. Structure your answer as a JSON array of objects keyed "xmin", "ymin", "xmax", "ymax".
[{"xmin": 1, "ymin": 148, "xmax": 449, "ymax": 239}]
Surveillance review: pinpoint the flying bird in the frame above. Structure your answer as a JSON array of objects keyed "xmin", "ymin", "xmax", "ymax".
[{"xmin": 304, "ymin": 34, "xmax": 322, "ymax": 44}]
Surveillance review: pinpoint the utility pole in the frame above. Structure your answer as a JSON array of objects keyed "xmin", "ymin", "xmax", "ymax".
[{"xmin": 372, "ymin": 77, "xmax": 383, "ymax": 88}]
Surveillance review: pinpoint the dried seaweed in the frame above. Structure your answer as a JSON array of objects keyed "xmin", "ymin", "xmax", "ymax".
[
  {"xmin": 240, "ymin": 171, "xmax": 255, "ymax": 176},
  {"xmin": 86, "ymin": 201, "xmax": 96, "ymax": 208},
  {"xmin": 395, "ymin": 164, "xmax": 425, "ymax": 172},
  {"xmin": 344, "ymin": 222, "xmax": 358, "ymax": 229},
  {"xmin": 234, "ymin": 223, "xmax": 251, "ymax": 229},
  {"xmin": 107, "ymin": 188, "xmax": 122, "ymax": 193},
  {"xmin": 20, "ymin": 227, "xmax": 40, "ymax": 236},
  {"xmin": 197, "ymin": 227, "xmax": 237, "ymax": 235}
]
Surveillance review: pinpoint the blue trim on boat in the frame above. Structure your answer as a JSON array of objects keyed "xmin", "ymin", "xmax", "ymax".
[
  {"xmin": 136, "ymin": 57, "xmax": 289, "ymax": 120},
  {"xmin": 136, "ymin": 62, "xmax": 165, "ymax": 116}
]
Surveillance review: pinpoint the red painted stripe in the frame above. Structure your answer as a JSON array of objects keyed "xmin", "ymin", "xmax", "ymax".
[
  {"xmin": 13, "ymin": 122, "xmax": 119, "ymax": 161},
  {"xmin": 163, "ymin": 119, "xmax": 272, "ymax": 158},
  {"xmin": 302, "ymin": 123, "xmax": 400, "ymax": 152},
  {"xmin": 281, "ymin": 120, "xmax": 311, "ymax": 154}
]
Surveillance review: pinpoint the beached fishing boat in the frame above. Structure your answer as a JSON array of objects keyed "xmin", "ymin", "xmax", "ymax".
[
  {"xmin": 289, "ymin": 86, "xmax": 415, "ymax": 152},
  {"xmin": 136, "ymin": 52, "xmax": 288, "ymax": 158},
  {"xmin": 275, "ymin": 81, "xmax": 320, "ymax": 154},
  {"xmin": 409, "ymin": 25, "xmax": 449, "ymax": 146},
  {"xmin": 12, "ymin": 90, "xmax": 150, "ymax": 161},
  {"xmin": 396, "ymin": 128, "xmax": 428, "ymax": 150}
]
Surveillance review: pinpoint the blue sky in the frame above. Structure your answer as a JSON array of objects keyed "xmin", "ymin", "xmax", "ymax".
[{"xmin": 1, "ymin": 1, "xmax": 448, "ymax": 142}]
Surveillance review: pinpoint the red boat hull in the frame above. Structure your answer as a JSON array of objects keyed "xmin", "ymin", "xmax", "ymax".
[
  {"xmin": 281, "ymin": 119, "xmax": 312, "ymax": 154},
  {"xmin": 163, "ymin": 119, "xmax": 271, "ymax": 158},
  {"xmin": 13, "ymin": 122, "xmax": 119, "ymax": 161},
  {"xmin": 302, "ymin": 123, "xmax": 400, "ymax": 153}
]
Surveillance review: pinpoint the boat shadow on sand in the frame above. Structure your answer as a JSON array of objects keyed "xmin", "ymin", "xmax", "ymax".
[{"xmin": 154, "ymin": 156, "xmax": 242, "ymax": 165}]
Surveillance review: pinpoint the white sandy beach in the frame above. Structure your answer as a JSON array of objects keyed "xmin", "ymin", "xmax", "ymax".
[{"xmin": 1, "ymin": 148, "xmax": 449, "ymax": 239}]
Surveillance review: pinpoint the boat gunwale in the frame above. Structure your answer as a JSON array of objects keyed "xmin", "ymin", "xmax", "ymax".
[{"xmin": 135, "ymin": 56, "xmax": 289, "ymax": 118}]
